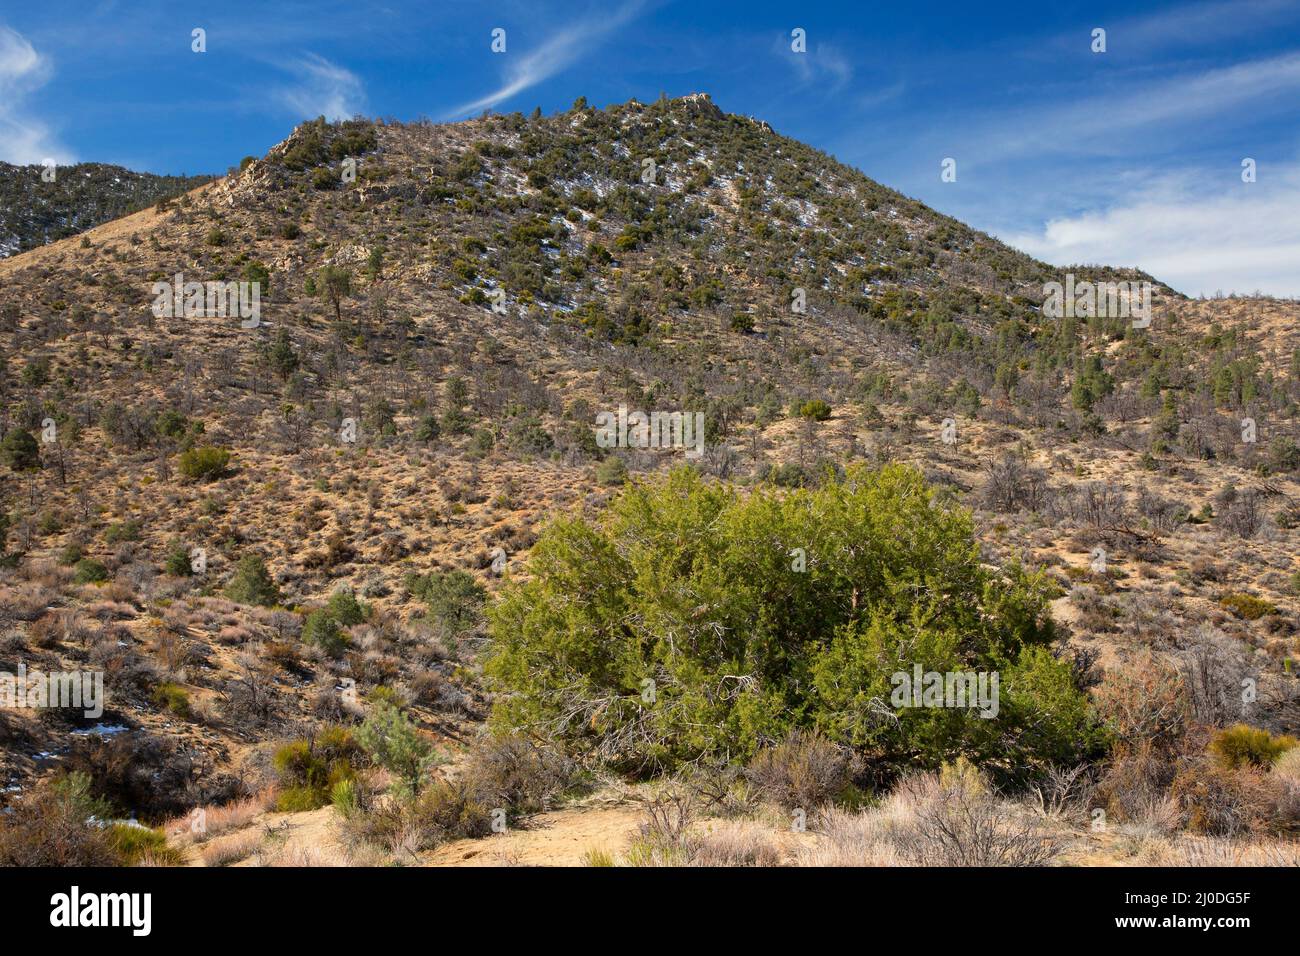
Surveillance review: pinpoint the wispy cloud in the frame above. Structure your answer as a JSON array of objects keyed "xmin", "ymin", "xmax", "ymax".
[
  {"xmin": 957, "ymin": 50, "xmax": 1300, "ymax": 168},
  {"xmin": 1105, "ymin": 0, "xmax": 1300, "ymax": 52},
  {"xmin": 780, "ymin": 34, "xmax": 853, "ymax": 93},
  {"xmin": 444, "ymin": 0, "xmax": 650, "ymax": 119},
  {"xmin": 0, "ymin": 24, "xmax": 73, "ymax": 164},
  {"xmin": 275, "ymin": 53, "xmax": 366, "ymax": 121}
]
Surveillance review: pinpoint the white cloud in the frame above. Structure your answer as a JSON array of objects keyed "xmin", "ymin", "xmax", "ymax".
[
  {"xmin": 966, "ymin": 51, "xmax": 1300, "ymax": 167},
  {"xmin": 0, "ymin": 24, "xmax": 73, "ymax": 164},
  {"xmin": 1107, "ymin": 0, "xmax": 1300, "ymax": 51},
  {"xmin": 275, "ymin": 53, "xmax": 365, "ymax": 121},
  {"xmin": 782, "ymin": 37, "xmax": 853, "ymax": 93},
  {"xmin": 1003, "ymin": 164, "xmax": 1300, "ymax": 298},
  {"xmin": 444, "ymin": 1, "xmax": 649, "ymax": 119}
]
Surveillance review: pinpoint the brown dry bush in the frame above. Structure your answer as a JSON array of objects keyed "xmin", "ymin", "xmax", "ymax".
[
  {"xmin": 1095, "ymin": 739, "xmax": 1180, "ymax": 824},
  {"xmin": 460, "ymin": 735, "xmax": 574, "ymax": 817},
  {"xmin": 895, "ymin": 772, "xmax": 1064, "ymax": 867},
  {"xmin": 689, "ymin": 820, "xmax": 783, "ymax": 867},
  {"xmin": 623, "ymin": 787, "xmax": 701, "ymax": 866},
  {"xmin": 414, "ymin": 778, "xmax": 494, "ymax": 840},
  {"xmin": 63, "ymin": 732, "xmax": 205, "ymax": 821},
  {"xmin": 745, "ymin": 729, "xmax": 860, "ymax": 810},
  {"xmin": 1170, "ymin": 762, "xmax": 1276, "ymax": 836},
  {"xmin": 0, "ymin": 784, "xmax": 120, "ymax": 866},
  {"xmin": 199, "ymin": 828, "xmax": 263, "ymax": 866},
  {"xmin": 683, "ymin": 761, "xmax": 762, "ymax": 818},
  {"xmin": 981, "ymin": 454, "xmax": 1048, "ymax": 513},
  {"xmin": 1093, "ymin": 650, "xmax": 1189, "ymax": 748}
]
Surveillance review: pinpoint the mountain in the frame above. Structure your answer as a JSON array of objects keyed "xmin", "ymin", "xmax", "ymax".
[
  {"xmin": 0, "ymin": 95, "xmax": 1297, "ymax": 867},
  {"xmin": 0, "ymin": 162, "xmax": 212, "ymax": 258}
]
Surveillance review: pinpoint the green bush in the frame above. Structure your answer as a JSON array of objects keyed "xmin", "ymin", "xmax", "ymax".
[
  {"xmin": 595, "ymin": 456, "xmax": 628, "ymax": 486},
  {"xmin": 1, "ymin": 430, "xmax": 40, "ymax": 472},
  {"xmin": 1209, "ymin": 724, "xmax": 1297, "ymax": 770},
  {"xmin": 356, "ymin": 701, "xmax": 443, "ymax": 799},
  {"xmin": 272, "ymin": 726, "xmax": 362, "ymax": 810},
  {"xmin": 151, "ymin": 682, "xmax": 192, "ymax": 718},
  {"xmin": 107, "ymin": 824, "xmax": 185, "ymax": 866},
  {"xmin": 486, "ymin": 464, "xmax": 1100, "ymax": 778},
  {"xmin": 73, "ymin": 559, "xmax": 109, "ymax": 584},
  {"xmin": 326, "ymin": 588, "xmax": 367, "ymax": 626},
  {"xmin": 798, "ymin": 399, "xmax": 832, "ymax": 421},
  {"xmin": 178, "ymin": 445, "xmax": 231, "ymax": 481},
  {"xmin": 414, "ymin": 415, "xmax": 441, "ymax": 443},
  {"xmin": 302, "ymin": 609, "xmax": 349, "ymax": 657},
  {"xmin": 224, "ymin": 554, "xmax": 281, "ymax": 607},
  {"xmin": 104, "ymin": 519, "xmax": 142, "ymax": 544},
  {"xmin": 1219, "ymin": 592, "xmax": 1276, "ymax": 621},
  {"xmin": 414, "ymin": 779, "xmax": 493, "ymax": 838},
  {"xmin": 729, "ymin": 312, "xmax": 755, "ymax": 334},
  {"xmin": 409, "ymin": 570, "xmax": 486, "ymax": 638},
  {"xmin": 1267, "ymin": 437, "xmax": 1300, "ymax": 474},
  {"xmin": 164, "ymin": 541, "xmax": 193, "ymax": 576}
]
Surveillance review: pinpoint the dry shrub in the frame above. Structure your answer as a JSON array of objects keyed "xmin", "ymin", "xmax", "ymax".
[
  {"xmin": 460, "ymin": 735, "xmax": 574, "ymax": 817},
  {"xmin": 0, "ymin": 785, "xmax": 119, "ymax": 866},
  {"xmin": 800, "ymin": 807, "xmax": 906, "ymax": 867},
  {"xmin": 217, "ymin": 625, "xmax": 254, "ymax": 645},
  {"xmin": 1093, "ymin": 650, "xmax": 1189, "ymax": 748},
  {"xmin": 252, "ymin": 844, "xmax": 348, "ymax": 867},
  {"xmin": 625, "ymin": 787, "xmax": 700, "ymax": 866},
  {"xmin": 99, "ymin": 580, "xmax": 138, "ymax": 604},
  {"xmin": 1095, "ymin": 739, "xmax": 1178, "ymax": 823},
  {"xmin": 1029, "ymin": 764, "xmax": 1095, "ymax": 822},
  {"xmin": 1273, "ymin": 746, "xmax": 1300, "ymax": 785},
  {"xmin": 746, "ymin": 729, "xmax": 860, "ymax": 810},
  {"xmin": 0, "ymin": 581, "xmax": 56, "ymax": 622},
  {"xmin": 1170, "ymin": 762, "xmax": 1274, "ymax": 836},
  {"xmin": 982, "ymin": 454, "xmax": 1048, "ymax": 513},
  {"xmin": 799, "ymin": 767, "xmax": 1062, "ymax": 867},
  {"xmin": 168, "ymin": 790, "xmax": 273, "ymax": 843},
  {"xmin": 63, "ymin": 731, "xmax": 201, "ymax": 821},
  {"xmin": 1143, "ymin": 836, "xmax": 1300, "ymax": 866},
  {"xmin": 684, "ymin": 762, "xmax": 762, "ymax": 818},
  {"xmin": 407, "ymin": 670, "xmax": 446, "ymax": 707},
  {"xmin": 83, "ymin": 600, "xmax": 135, "ymax": 622},
  {"xmin": 27, "ymin": 609, "xmax": 82, "ymax": 649},
  {"xmin": 1177, "ymin": 625, "xmax": 1256, "ymax": 727},
  {"xmin": 896, "ymin": 771, "xmax": 1063, "ymax": 866},
  {"xmin": 690, "ymin": 820, "xmax": 782, "ymax": 867},
  {"xmin": 200, "ymin": 828, "xmax": 263, "ymax": 866}
]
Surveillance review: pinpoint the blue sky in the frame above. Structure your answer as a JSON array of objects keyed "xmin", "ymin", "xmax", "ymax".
[{"xmin": 2, "ymin": 0, "xmax": 1298, "ymax": 296}]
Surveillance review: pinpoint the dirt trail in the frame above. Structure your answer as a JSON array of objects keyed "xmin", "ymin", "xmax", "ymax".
[{"xmin": 424, "ymin": 805, "xmax": 643, "ymax": 867}]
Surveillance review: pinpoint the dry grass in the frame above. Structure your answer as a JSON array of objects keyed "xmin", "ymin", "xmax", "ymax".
[
  {"xmin": 166, "ymin": 788, "xmax": 277, "ymax": 843},
  {"xmin": 200, "ymin": 828, "xmax": 264, "ymax": 867},
  {"xmin": 690, "ymin": 820, "xmax": 783, "ymax": 867},
  {"xmin": 1138, "ymin": 836, "xmax": 1300, "ymax": 866},
  {"xmin": 798, "ymin": 769, "xmax": 1063, "ymax": 867},
  {"xmin": 251, "ymin": 843, "xmax": 350, "ymax": 867}
]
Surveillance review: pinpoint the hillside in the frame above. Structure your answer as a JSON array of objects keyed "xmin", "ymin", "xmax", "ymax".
[
  {"xmin": 1, "ymin": 95, "xmax": 1299, "ymax": 868},
  {"xmin": 0, "ymin": 162, "xmax": 213, "ymax": 258}
]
